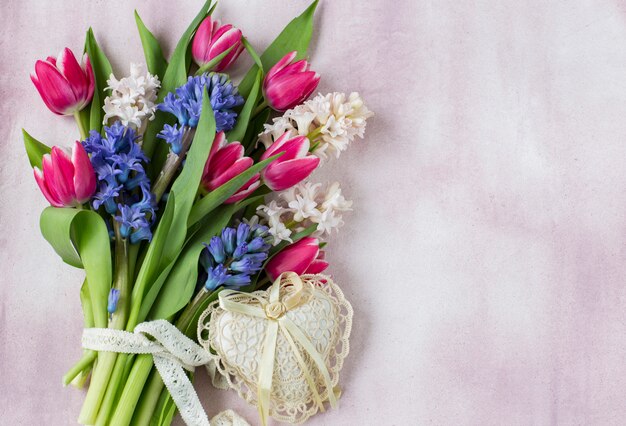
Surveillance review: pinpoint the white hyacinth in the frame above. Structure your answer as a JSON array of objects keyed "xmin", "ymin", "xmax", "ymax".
[
  {"xmin": 257, "ymin": 181, "xmax": 352, "ymax": 245},
  {"xmin": 258, "ymin": 92, "xmax": 373, "ymax": 161},
  {"xmin": 103, "ymin": 63, "xmax": 160, "ymax": 131}
]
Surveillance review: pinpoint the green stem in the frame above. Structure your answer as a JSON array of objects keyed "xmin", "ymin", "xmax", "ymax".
[
  {"xmin": 151, "ymin": 128, "xmax": 196, "ymax": 202},
  {"xmin": 132, "ymin": 370, "xmax": 165, "ymax": 426},
  {"xmin": 74, "ymin": 111, "xmax": 88, "ymax": 140},
  {"xmin": 64, "ymin": 350, "xmax": 97, "ymax": 386},
  {"xmin": 93, "ymin": 225, "xmax": 132, "ymax": 425},
  {"xmin": 78, "ymin": 224, "xmax": 129, "ymax": 424},
  {"xmin": 251, "ymin": 99, "xmax": 268, "ymax": 119},
  {"xmin": 109, "ymin": 354, "xmax": 154, "ymax": 426},
  {"xmin": 111, "ymin": 290, "xmax": 213, "ymax": 426},
  {"xmin": 307, "ymin": 126, "xmax": 322, "ymax": 141}
]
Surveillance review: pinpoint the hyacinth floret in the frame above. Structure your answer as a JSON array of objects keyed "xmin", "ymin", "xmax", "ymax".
[
  {"xmin": 157, "ymin": 72, "xmax": 244, "ymax": 133},
  {"xmin": 83, "ymin": 121, "xmax": 157, "ymax": 243},
  {"xmin": 200, "ymin": 222, "xmax": 272, "ymax": 291}
]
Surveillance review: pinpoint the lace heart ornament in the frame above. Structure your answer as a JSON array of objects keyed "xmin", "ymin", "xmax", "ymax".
[{"xmin": 197, "ymin": 272, "xmax": 353, "ymax": 425}]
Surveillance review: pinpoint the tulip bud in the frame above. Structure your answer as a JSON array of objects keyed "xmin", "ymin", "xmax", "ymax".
[
  {"xmin": 263, "ymin": 51, "xmax": 320, "ymax": 112},
  {"xmin": 260, "ymin": 132, "xmax": 320, "ymax": 191},
  {"xmin": 191, "ymin": 16, "xmax": 244, "ymax": 72},
  {"xmin": 33, "ymin": 141, "xmax": 97, "ymax": 207},
  {"xmin": 31, "ymin": 48, "xmax": 95, "ymax": 115},
  {"xmin": 265, "ymin": 237, "xmax": 328, "ymax": 280},
  {"xmin": 201, "ymin": 132, "xmax": 260, "ymax": 203}
]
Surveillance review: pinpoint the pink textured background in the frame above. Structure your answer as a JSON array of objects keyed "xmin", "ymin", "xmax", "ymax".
[{"xmin": 1, "ymin": 0, "xmax": 626, "ymax": 424}]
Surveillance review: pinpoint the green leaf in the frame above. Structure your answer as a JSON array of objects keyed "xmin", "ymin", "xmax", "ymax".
[
  {"xmin": 85, "ymin": 28, "xmax": 113, "ymax": 133},
  {"xmin": 89, "ymin": 88, "xmax": 101, "ymax": 131},
  {"xmin": 183, "ymin": 289, "xmax": 221, "ymax": 340},
  {"xmin": 243, "ymin": 108, "xmax": 271, "ymax": 154},
  {"xmin": 242, "ymin": 37, "xmax": 264, "ymax": 74},
  {"xmin": 40, "ymin": 208, "xmax": 112, "ymax": 329},
  {"xmin": 238, "ymin": 0, "xmax": 318, "ymax": 98},
  {"xmin": 149, "ymin": 205, "xmax": 237, "ymax": 320},
  {"xmin": 23, "ymin": 129, "xmax": 50, "ymax": 169},
  {"xmin": 226, "ymin": 69, "xmax": 262, "ymax": 143},
  {"xmin": 148, "ymin": 192, "xmax": 263, "ymax": 322},
  {"xmin": 131, "ymin": 90, "xmax": 216, "ymax": 326},
  {"xmin": 135, "ymin": 11, "xmax": 168, "ymax": 81},
  {"xmin": 80, "ymin": 279, "xmax": 94, "ymax": 328},
  {"xmin": 142, "ymin": 0, "xmax": 214, "ymax": 160},
  {"xmin": 187, "ymin": 153, "xmax": 282, "ymax": 227},
  {"xmin": 195, "ymin": 44, "xmax": 235, "ymax": 75},
  {"xmin": 161, "ymin": 89, "xmax": 216, "ymax": 264},
  {"xmin": 127, "ymin": 192, "xmax": 176, "ymax": 329}
]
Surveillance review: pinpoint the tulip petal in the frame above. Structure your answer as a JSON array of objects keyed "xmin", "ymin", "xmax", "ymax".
[
  {"xmin": 210, "ymin": 143, "xmax": 244, "ymax": 176},
  {"xmin": 192, "ymin": 16, "xmax": 215, "ymax": 64},
  {"xmin": 265, "ymin": 51, "xmax": 298, "ymax": 83},
  {"xmin": 31, "ymin": 72, "xmax": 62, "ymax": 115},
  {"xmin": 224, "ymin": 177, "xmax": 260, "ymax": 204},
  {"xmin": 305, "ymin": 259, "xmax": 329, "ymax": 274},
  {"xmin": 265, "ymin": 71, "xmax": 320, "ymax": 111},
  {"xmin": 58, "ymin": 48, "xmax": 88, "ymax": 104},
  {"xmin": 34, "ymin": 167, "xmax": 63, "ymax": 207},
  {"xmin": 272, "ymin": 59, "xmax": 309, "ymax": 80},
  {"xmin": 41, "ymin": 154, "xmax": 63, "ymax": 203},
  {"xmin": 51, "ymin": 146, "xmax": 77, "ymax": 205},
  {"xmin": 261, "ymin": 133, "xmax": 309, "ymax": 159},
  {"xmin": 263, "ymin": 156, "xmax": 320, "ymax": 191},
  {"xmin": 215, "ymin": 41, "xmax": 244, "ymax": 72},
  {"xmin": 209, "ymin": 157, "xmax": 254, "ymax": 189},
  {"xmin": 83, "ymin": 55, "xmax": 95, "ymax": 106},
  {"xmin": 265, "ymin": 237, "xmax": 319, "ymax": 280},
  {"xmin": 34, "ymin": 60, "xmax": 78, "ymax": 115},
  {"xmin": 72, "ymin": 141, "xmax": 96, "ymax": 203}
]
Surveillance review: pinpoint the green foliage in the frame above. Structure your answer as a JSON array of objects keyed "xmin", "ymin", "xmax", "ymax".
[
  {"xmin": 135, "ymin": 11, "xmax": 168, "ymax": 81},
  {"xmin": 84, "ymin": 28, "xmax": 113, "ymax": 133},
  {"xmin": 40, "ymin": 208, "xmax": 112, "ymax": 329},
  {"xmin": 238, "ymin": 0, "xmax": 318, "ymax": 98},
  {"xmin": 23, "ymin": 129, "xmax": 50, "ymax": 169}
]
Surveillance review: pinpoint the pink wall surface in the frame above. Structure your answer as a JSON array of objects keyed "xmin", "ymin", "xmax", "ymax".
[{"xmin": 1, "ymin": 0, "xmax": 625, "ymax": 425}]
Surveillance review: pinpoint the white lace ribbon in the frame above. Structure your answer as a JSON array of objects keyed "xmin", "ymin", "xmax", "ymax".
[{"xmin": 82, "ymin": 320, "xmax": 212, "ymax": 426}]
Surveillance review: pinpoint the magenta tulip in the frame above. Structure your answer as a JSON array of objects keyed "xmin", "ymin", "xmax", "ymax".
[
  {"xmin": 265, "ymin": 237, "xmax": 329, "ymax": 280},
  {"xmin": 260, "ymin": 132, "xmax": 320, "ymax": 191},
  {"xmin": 263, "ymin": 51, "xmax": 320, "ymax": 112},
  {"xmin": 31, "ymin": 48, "xmax": 95, "ymax": 115},
  {"xmin": 191, "ymin": 16, "xmax": 244, "ymax": 72},
  {"xmin": 201, "ymin": 132, "xmax": 260, "ymax": 204},
  {"xmin": 33, "ymin": 141, "xmax": 97, "ymax": 207}
]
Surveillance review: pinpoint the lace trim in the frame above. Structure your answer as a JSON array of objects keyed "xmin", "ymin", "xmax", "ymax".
[
  {"xmin": 82, "ymin": 320, "xmax": 211, "ymax": 426},
  {"xmin": 198, "ymin": 274, "xmax": 353, "ymax": 424}
]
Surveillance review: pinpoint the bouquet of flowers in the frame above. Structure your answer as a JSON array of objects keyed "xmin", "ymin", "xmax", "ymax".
[{"xmin": 24, "ymin": 1, "xmax": 372, "ymax": 425}]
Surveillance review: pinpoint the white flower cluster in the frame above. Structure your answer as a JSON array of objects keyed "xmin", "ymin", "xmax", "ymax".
[
  {"xmin": 257, "ymin": 181, "xmax": 353, "ymax": 245},
  {"xmin": 258, "ymin": 92, "xmax": 373, "ymax": 161},
  {"xmin": 103, "ymin": 63, "xmax": 160, "ymax": 130}
]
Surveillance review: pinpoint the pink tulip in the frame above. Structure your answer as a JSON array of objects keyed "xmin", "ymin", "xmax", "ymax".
[
  {"xmin": 260, "ymin": 132, "xmax": 320, "ymax": 191},
  {"xmin": 201, "ymin": 132, "xmax": 260, "ymax": 204},
  {"xmin": 191, "ymin": 16, "xmax": 244, "ymax": 72},
  {"xmin": 31, "ymin": 48, "xmax": 95, "ymax": 115},
  {"xmin": 263, "ymin": 51, "xmax": 320, "ymax": 112},
  {"xmin": 265, "ymin": 237, "xmax": 329, "ymax": 280},
  {"xmin": 33, "ymin": 141, "xmax": 97, "ymax": 207}
]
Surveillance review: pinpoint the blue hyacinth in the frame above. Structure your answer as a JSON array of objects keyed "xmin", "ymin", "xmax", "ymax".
[
  {"xmin": 83, "ymin": 121, "xmax": 156, "ymax": 244},
  {"xmin": 199, "ymin": 222, "xmax": 272, "ymax": 291},
  {"xmin": 157, "ymin": 72, "xmax": 244, "ymax": 136}
]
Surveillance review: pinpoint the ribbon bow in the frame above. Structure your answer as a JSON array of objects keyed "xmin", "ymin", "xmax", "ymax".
[
  {"xmin": 82, "ymin": 320, "xmax": 212, "ymax": 426},
  {"xmin": 218, "ymin": 272, "xmax": 339, "ymax": 426}
]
